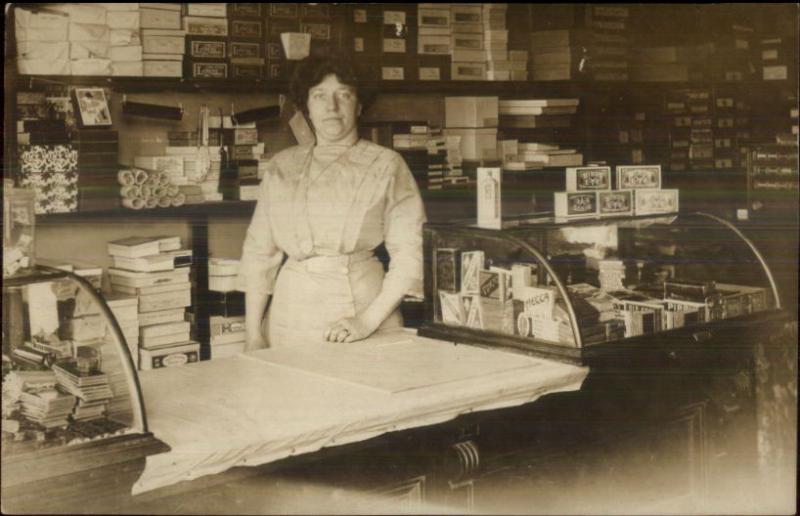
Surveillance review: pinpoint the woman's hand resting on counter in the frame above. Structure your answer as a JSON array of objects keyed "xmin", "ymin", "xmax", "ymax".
[{"xmin": 324, "ymin": 316, "xmax": 379, "ymax": 343}]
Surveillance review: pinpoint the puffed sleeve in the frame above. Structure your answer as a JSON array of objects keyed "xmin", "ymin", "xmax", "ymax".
[
  {"xmin": 236, "ymin": 165, "xmax": 285, "ymax": 296},
  {"xmin": 381, "ymin": 154, "xmax": 427, "ymax": 300}
]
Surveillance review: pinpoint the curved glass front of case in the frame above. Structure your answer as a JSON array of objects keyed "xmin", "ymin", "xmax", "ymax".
[
  {"xmin": 422, "ymin": 213, "xmax": 780, "ymax": 360},
  {"xmin": 2, "ymin": 267, "xmax": 145, "ymax": 456}
]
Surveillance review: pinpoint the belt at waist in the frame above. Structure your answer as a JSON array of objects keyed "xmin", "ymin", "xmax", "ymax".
[{"xmin": 286, "ymin": 250, "xmax": 376, "ymax": 274}]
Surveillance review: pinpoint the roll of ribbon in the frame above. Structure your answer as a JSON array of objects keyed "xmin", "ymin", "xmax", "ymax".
[
  {"xmin": 134, "ymin": 169, "xmax": 148, "ymax": 185},
  {"xmin": 171, "ymin": 193, "xmax": 186, "ymax": 207},
  {"xmin": 144, "ymin": 197, "xmax": 158, "ymax": 209},
  {"xmin": 117, "ymin": 169, "xmax": 135, "ymax": 186},
  {"xmin": 157, "ymin": 196, "xmax": 172, "ymax": 208},
  {"xmin": 140, "ymin": 185, "xmax": 152, "ymax": 199},
  {"xmin": 122, "ymin": 197, "xmax": 145, "ymax": 210}
]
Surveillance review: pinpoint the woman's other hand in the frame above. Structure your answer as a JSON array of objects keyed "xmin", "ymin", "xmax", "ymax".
[
  {"xmin": 324, "ymin": 316, "xmax": 378, "ymax": 343},
  {"xmin": 244, "ymin": 325, "xmax": 268, "ymax": 352}
]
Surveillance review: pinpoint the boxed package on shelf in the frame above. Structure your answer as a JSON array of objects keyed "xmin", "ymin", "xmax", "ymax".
[
  {"xmin": 633, "ymin": 189, "xmax": 679, "ymax": 216},
  {"xmin": 443, "ymin": 128, "xmax": 498, "ymax": 161},
  {"xmin": 15, "ymin": 8, "xmax": 69, "ymax": 43},
  {"xmin": 615, "ymin": 165, "xmax": 661, "ymax": 190},
  {"xmin": 209, "ymin": 315, "xmax": 246, "ymax": 359},
  {"xmin": 445, "ymin": 97, "xmax": 499, "ymax": 128},
  {"xmin": 208, "ymin": 258, "xmax": 241, "ymax": 292},
  {"xmin": 554, "ymin": 191, "xmax": 599, "ymax": 219},
  {"xmin": 566, "ymin": 166, "xmax": 612, "ymax": 192},
  {"xmin": 139, "ymin": 341, "xmax": 200, "ymax": 370}
]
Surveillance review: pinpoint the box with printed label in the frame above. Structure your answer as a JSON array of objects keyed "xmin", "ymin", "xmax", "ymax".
[
  {"xmin": 139, "ymin": 341, "xmax": 200, "ymax": 370},
  {"xmin": 566, "ymin": 166, "xmax": 612, "ymax": 192},
  {"xmin": 598, "ymin": 190, "xmax": 634, "ymax": 217},
  {"xmin": 633, "ymin": 189, "xmax": 679, "ymax": 216},
  {"xmin": 452, "ymin": 62, "xmax": 487, "ymax": 80},
  {"xmin": 443, "ymin": 128, "xmax": 498, "ymax": 161},
  {"xmin": 554, "ymin": 191, "xmax": 599, "ymax": 219}
]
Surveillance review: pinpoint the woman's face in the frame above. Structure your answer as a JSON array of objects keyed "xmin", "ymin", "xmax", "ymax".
[{"xmin": 306, "ymin": 73, "xmax": 361, "ymax": 144}]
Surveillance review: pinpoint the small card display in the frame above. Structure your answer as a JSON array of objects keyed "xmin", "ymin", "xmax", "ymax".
[
  {"xmin": 230, "ymin": 41, "xmax": 261, "ymax": 59},
  {"xmin": 598, "ymin": 190, "xmax": 633, "ymax": 216},
  {"xmin": 461, "ymin": 251, "xmax": 485, "ymax": 295},
  {"xmin": 616, "ymin": 165, "xmax": 662, "ymax": 190},
  {"xmin": 435, "ymin": 248, "xmax": 461, "ymax": 293},
  {"xmin": 633, "ymin": 189, "xmax": 679, "ymax": 215},
  {"xmin": 566, "ymin": 166, "xmax": 611, "ymax": 191},
  {"xmin": 554, "ymin": 192, "xmax": 598, "ymax": 219}
]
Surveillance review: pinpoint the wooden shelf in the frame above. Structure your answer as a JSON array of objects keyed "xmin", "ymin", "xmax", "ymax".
[
  {"xmin": 36, "ymin": 200, "xmax": 257, "ymax": 223},
  {"xmin": 18, "ymin": 74, "xmax": 780, "ymax": 97}
]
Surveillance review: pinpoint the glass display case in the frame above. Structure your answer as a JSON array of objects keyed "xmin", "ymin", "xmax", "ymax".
[
  {"xmin": 2, "ymin": 266, "xmax": 145, "ymax": 454},
  {"xmin": 419, "ymin": 212, "xmax": 782, "ymax": 364}
]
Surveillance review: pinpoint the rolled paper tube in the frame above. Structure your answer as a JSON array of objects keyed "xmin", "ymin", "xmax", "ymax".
[
  {"xmin": 167, "ymin": 184, "xmax": 179, "ymax": 196},
  {"xmin": 120, "ymin": 185, "xmax": 134, "ymax": 198},
  {"xmin": 117, "ymin": 169, "xmax": 135, "ymax": 186},
  {"xmin": 152, "ymin": 186, "xmax": 166, "ymax": 198},
  {"xmin": 158, "ymin": 173, "xmax": 171, "ymax": 186},
  {"xmin": 134, "ymin": 169, "xmax": 149, "ymax": 185},
  {"xmin": 122, "ymin": 198, "xmax": 145, "ymax": 210},
  {"xmin": 171, "ymin": 193, "xmax": 186, "ymax": 207},
  {"xmin": 124, "ymin": 185, "xmax": 142, "ymax": 199},
  {"xmin": 140, "ymin": 185, "xmax": 153, "ymax": 198},
  {"xmin": 157, "ymin": 196, "xmax": 172, "ymax": 208},
  {"xmin": 144, "ymin": 197, "xmax": 158, "ymax": 209},
  {"xmin": 145, "ymin": 174, "xmax": 158, "ymax": 185}
]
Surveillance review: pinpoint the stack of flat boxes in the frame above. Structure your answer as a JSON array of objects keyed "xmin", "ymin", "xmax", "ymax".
[
  {"xmin": 105, "ymin": 293, "xmax": 139, "ymax": 369},
  {"xmin": 141, "ymin": 3, "xmax": 185, "ymax": 78},
  {"xmin": 443, "ymin": 97, "xmax": 499, "ymax": 164},
  {"xmin": 417, "ymin": 5, "xmax": 452, "ymax": 81},
  {"xmin": 106, "ymin": 4, "xmax": 144, "ymax": 76},
  {"xmin": 62, "ymin": 4, "xmax": 112, "ymax": 76},
  {"xmin": 107, "ymin": 236, "xmax": 198, "ymax": 371},
  {"xmin": 713, "ymin": 89, "xmax": 752, "ymax": 172},
  {"xmin": 529, "ymin": 5, "xmax": 630, "ymax": 81},
  {"xmin": 450, "ymin": 4, "xmax": 485, "ymax": 81},
  {"xmin": 207, "ymin": 259, "xmax": 246, "ymax": 359},
  {"xmin": 665, "ymin": 89, "xmax": 717, "ymax": 172},
  {"xmin": 379, "ymin": 4, "xmax": 417, "ymax": 81},
  {"xmin": 183, "ymin": 3, "xmax": 229, "ymax": 80},
  {"xmin": 74, "ymin": 128, "xmax": 120, "ymax": 211},
  {"xmin": 15, "ymin": 8, "xmax": 70, "ymax": 75},
  {"xmin": 393, "ymin": 122, "xmax": 432, "ymax": 190}
]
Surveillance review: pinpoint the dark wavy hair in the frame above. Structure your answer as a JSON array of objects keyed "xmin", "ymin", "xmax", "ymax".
[{"xmin": 288, "ymin": 55, "xmax": 374, "ymax": 116}]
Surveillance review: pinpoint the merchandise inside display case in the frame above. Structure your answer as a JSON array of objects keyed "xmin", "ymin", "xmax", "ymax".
[
  {"xmin": 1, "ymin": 267, "xmax": 145, "ymax": 455},
  {"xmin": 420, "ymin": 212, "xmax": 780, "ymax": 363}
]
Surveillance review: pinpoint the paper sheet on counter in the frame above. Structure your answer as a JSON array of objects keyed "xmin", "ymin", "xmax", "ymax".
[{"xmin": 133, "ymin": 330, "xmax": 588, "ymax": 495}]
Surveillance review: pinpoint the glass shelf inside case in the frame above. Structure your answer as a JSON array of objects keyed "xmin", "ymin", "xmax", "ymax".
[
  {"xmin": 419, "ymin": 212, "xmax": 781, "ymax": 364},
  {"xmin": 2, "ymin": 267, "xmax": 145, "ymax": 455}
]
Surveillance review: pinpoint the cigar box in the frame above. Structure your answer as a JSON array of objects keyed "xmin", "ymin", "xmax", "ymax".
[
  {"xmin": 267, "ymin": 19, "xmax": 300, "ymax": 41},
  {"xmin": 301, "ymin": 4, "xmax": 331, "ymax": 18},
  {"xmin": 269, "ymin": 3, "xmax": 300, "ymax": 18},
  {"xmin": 184, "ymin": 16, "xmax": 229, "ymax": 36},
  {"xmin": 632, "ymin": 189, "xmax": 679, "ymax": 216},
  {"xmin": 138, "ymin": 308, "xmax": 187, "ymax": 327},
  {"xmin": 452, "ymin": 33, "xmax": 483, "ymax": 51},
  {"xmin": 615, "ymin": 165, "xmax": 662, "ymax": 190},
  {"xmin": 142, "ymin": 35, "xmax": 185, "ymax": 54},
  {"xmin": 140, "ymin": 321, "xmax": 191, "ymax": 339},
  {"xmin": 228, "ymin": 3, "xmax": 262, "ymax": 19},
  {"xmin": 139, "ymin": 341, "xmax": 200, "ymax": 370},
  {"xmin": 140, "ymin": 8, "xmax": 182, "ymax": 30},
  {"xmin": 435, "ymin": 248, "xmax": 462, "ymax": 293},
  {"xmin": 418, "ymin": 8, "xmax": 450, "ymax": 28},
  {"xmin": 301, "ymin": 22, "xmax": 331, "ymax": 41},
  {"xmin": 230, "ymin": 19, "xmax": 264, "ymax": 39},
  {"xmin": 109, "ymin": 45, "xmax": 143, "ymax": 62},
  {"xmin": 143, "ymin": 60, "xmax": 183, "ymax": 77},
  {"xmin": 138, "ymin": 287, "xmax": 192, "ymax": 313},
  {"xmin": 451, "ymin": 62, "xmax": 487, "ymax": 81},
  {"xmin": 566, "ymin": 166, "xmax": 612, "ymax": 192},
  {"xmin": 598, "ymin": 190, "xmax": 634, "ymax": 217},
  {"xmin": 209, "ymin": 315, "xmax": 246, "ymax": 337},
  {"xmin": 554, "ymin": 192, "xmax": 599, "ymax": 219},
  {"xmin": 186, "ymin": 36, "xmax": 226, "ymax": 59},
  {"xmin": 186, "ymin": 3, "xmax": 227, "ymax": 18},
  {"xmin": 187, "ymin": 60, "xmax": 228, "ymax": 79},
  {"xmin": 229, "ymin": 41, "xmax": 263, "ymax": 60},
  {"xmin": 418, "ymin": 34, "xmax": 451, "ymax": 55}
]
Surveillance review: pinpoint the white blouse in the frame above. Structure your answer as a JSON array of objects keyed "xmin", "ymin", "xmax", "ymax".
[{"xmin": 237, "ymin": 139, "xmax": 427, "ymax": 302}]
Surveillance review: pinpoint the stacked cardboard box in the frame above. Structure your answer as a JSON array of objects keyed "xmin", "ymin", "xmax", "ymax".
[
  {"xmin": 708, "ymin": 24, "xmax": 756, "ymax": 83},
  {"xmin": 630, "ymin": 45, "xmax": 707, "ymax": 82},
  {"xmin": 443, "ymin": 96, "xmax": 499, "ymax": 162},
  {"xmin": 105, "ymin": 293, "xmax": 139, "ymax": 368},
  {"xmin": 450, "ymin": 4, "xmax": 485, "ymax": 80},
  {"xmin": 106, "ymin": 4, "xmax": 143, "ymax": 76},
  {"xmin": 141, "ymin": 3, "xmax": 184, "ymax": 77},
  {"xmin": 378, "ymin": 4, "xmax": 417, "ymax": 81},
  {"xmin": 207, "ymin": 258, "xmax": 245, "ymax": 358},
  {"xmin": 107, "ymin": 236, "xmax": 198, "ymax": 370},
  {"xmin": 759, "ymin": 35, "xmax": 798, "ymax": 82},
  {"xmin": 529, "ymin": 5, "xmax": 630, "ymax": 81},
  {"xmin": 417, "ymin": 4, "xmax": 452, "ymax": 81}
]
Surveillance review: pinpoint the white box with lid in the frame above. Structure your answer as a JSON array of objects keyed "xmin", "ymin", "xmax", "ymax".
[{"xmin": 445, "ymin": 96, "xmax": 499, "ymax": 128}]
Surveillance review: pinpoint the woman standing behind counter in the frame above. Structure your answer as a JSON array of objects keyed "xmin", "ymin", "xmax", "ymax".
[{"xmin": 237, "ymin": 57, "xmax": 427, "ymax": 349}]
